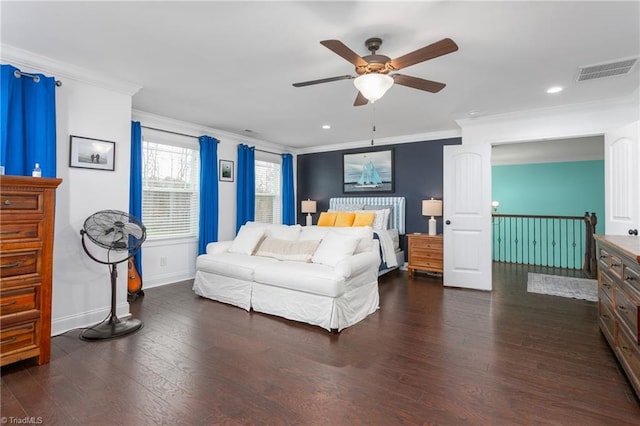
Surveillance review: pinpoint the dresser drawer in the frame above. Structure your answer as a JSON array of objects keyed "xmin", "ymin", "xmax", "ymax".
[
  {"xmin": 410, "ymin": 239, "xmax": 442, "ymax": 250},
  {"xmin": 617, "ymin": 327, "xmax": 640, "ymax": 391},
  {"xmin": 614, "ymin": 286, "xmax": 639, "ymax": 343},
  {"xmin": 599, "ymin": 295, "xmax": 616, "ymax": 345},
  {"xmin": 0, "ymin": 251, "xmax": 39, "ymax": 278},
  {"xmin": 598, "ymin": 248, "xmax": 610, "ymax": 269},
  {"xmin": 0, "ymin": 321, "xmax": 38, "ymax": 355},
  {"xmin": 0, "ymin": 192, "xmax": 42, "ymax": 212},
  {"xmin": 610, "ymin": 254, "xmax": 624, "ymax": 279},
  {"xmin": 624, "ymin": 264, "xmax": 640, "ymax": 296},
  {"xmin": 0, "ymin": 222, "xmax": 41, "ymax": 243},
  {"xmin": 410, "ymin": 247, "xmax": 443, "ymax": 260},
  {"xmin": 1, "ymin": 287, "xmax": 37, "ymax": 316},
  {"xmin": 600, "ymin": 270, "xmax": 615, "ymax": 302}
]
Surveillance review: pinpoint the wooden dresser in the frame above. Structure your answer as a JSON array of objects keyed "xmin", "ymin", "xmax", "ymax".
[
  {"xmin": 407, "ymin": 234, "xmax": 443, "ymax": 276},
  {"xmin": 1, "ymin": 175, "xmax": 62, "ymax": 366},
  {"xmin": 594, "ymin": 234, "xmax": 640, "ymax": 398}
]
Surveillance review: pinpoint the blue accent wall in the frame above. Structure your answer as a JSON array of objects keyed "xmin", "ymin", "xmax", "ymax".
[
  {"xmin": 296, "ymin": 138, "xmax": 462, "ymax": 235},
  {"xmin": 492, "ymin": 160, "xmax": 604, "ymax": 230}
]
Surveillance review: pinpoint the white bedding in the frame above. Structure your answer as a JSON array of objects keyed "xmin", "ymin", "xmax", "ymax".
[{"xmin": 375, "ymin": 229, "xmax": 399, "ymax": 269}]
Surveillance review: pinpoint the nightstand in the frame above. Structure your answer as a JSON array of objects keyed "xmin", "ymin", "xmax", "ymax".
[{"xmin": 407, "ymin": 234, "xmax": 443, "ymax": 276}]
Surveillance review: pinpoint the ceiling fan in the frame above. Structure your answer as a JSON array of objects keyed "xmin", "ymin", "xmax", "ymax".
[{"xmin": 293, "ymin": 37, "xmax": 459, "ymax": 106}]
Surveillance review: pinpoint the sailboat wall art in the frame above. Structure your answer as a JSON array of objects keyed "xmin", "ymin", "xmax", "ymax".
[{"xmin": 343, "ymin": 149, "xmax": 394, "ymax": 193}]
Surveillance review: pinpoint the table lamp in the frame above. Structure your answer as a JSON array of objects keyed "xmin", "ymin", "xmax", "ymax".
[
  {"xmin": 301, "ymin": 199, "xmax": 317, "ymax": 226},
  {"xmin": 422, "ymin": 198, "xmax": 443, "ymax": 236}
]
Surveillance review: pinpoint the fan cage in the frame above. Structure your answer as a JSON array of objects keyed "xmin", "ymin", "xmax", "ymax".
[{"xmin": 82, "ymin": 209, "xmax": 146, "ymax": 252}]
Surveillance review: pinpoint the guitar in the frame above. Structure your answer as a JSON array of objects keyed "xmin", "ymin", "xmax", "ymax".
[{"xmin": 127, "ymin": 258, "xmax": 143, "ymax": 295}]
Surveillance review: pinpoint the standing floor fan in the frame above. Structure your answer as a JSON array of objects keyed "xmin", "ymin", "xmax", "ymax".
[{"xmin": 79, "ymin": 210, "xmax": 146, "ymax": 341}]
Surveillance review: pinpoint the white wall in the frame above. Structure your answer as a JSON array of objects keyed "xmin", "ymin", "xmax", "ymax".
[
  {"xmin": 53, "ymin": 80, "xmax": 136, "ymax": 334},
  {"xmin": 131, "ymin": 111, "xmax": 295, "ymax": 289},
  {"xmin": 1, "ymin": 46, "xmax": 141, "ymax": 335},
  {"xmin": 3, "ymin": 46, "xmax": 298, "ymax": 334}
]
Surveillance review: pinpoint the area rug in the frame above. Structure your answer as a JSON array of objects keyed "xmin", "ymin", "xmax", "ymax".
[{"xmin": 527, "ymin": 273, "xmax": 598, "ymax": 302}]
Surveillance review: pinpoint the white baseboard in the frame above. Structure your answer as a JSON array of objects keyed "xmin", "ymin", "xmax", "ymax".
[
  {"xmin": 51, "ymin": 302, "xmax": 130, "ymax": 336},
  {"xmin": 143, "ymin": 272, "xmax": 194, "ymax": 289}
]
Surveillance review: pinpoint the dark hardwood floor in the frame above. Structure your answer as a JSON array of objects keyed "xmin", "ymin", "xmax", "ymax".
[{"xmin": 2, "ymin": 263, "xmax": 639, "ymax": 425}]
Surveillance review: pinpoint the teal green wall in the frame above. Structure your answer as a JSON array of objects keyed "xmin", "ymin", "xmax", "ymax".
[
  {"xmin": 492, "ymin": 160, "xmax": 604, "ymax": 232},
  {"xmin": 492, "ymin": 160, "xmax": 604, "ymax": 268}
]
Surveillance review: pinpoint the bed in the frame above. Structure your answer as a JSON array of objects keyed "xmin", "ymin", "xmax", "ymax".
[{"xmin": 328, "ymin": 196, "xmax": 406, "ymax": 275}]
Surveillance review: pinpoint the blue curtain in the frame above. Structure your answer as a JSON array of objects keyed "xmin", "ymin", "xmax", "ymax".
[
  {"xmin": 199, "ymin": 135, "xmax": 219, "ymax": 255},
  {"xmin": 236, "ymin": 144, "xmax": 255, "ymax": 233},
  {"xmin": 129, "ymin": 121, "xmax": 143, "ymax": 275},
  {"xmin": 1, "ymin": 64, "xmax": 57, "ymax": 177},
  {"xmin": 282, "ymin": 153, "xmax": 295, "ymax": 225}
]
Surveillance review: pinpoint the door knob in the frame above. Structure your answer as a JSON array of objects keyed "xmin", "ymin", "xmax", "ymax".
[
  {"xmin": 629, "ymin": 229, "xmax": 639, "ymax": 236},
  {"xmin": 445, "ymin": 220, "xmax": 451, "ymax": 225}
]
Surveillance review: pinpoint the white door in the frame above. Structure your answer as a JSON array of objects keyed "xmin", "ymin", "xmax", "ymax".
[
  {"xmin": 443, "ymin": 143, "xmax": 492, "ymax": 290},
  {"xmin": 604, "ymin": 121, "xmax": 639, "ymax": 235}
]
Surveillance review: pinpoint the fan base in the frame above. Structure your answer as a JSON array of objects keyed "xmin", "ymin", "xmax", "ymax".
[{"xmin": 80, "ymin": 318, "xmax": 143, "ymax": 341}]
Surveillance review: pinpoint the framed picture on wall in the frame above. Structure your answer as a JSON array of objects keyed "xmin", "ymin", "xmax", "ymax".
[
  {"xmin": 219, "ymin": 159, "xmax": 234, "ymax": 182},
  {"xmin": 343, "ymin": 149, "xmax": 394, "ymax": 193},
  {"xmin": 69, "ymin": 135, "xmax": 115, "ymax": 171}
]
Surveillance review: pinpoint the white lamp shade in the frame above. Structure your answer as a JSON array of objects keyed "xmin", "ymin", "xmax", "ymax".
[
  {"xmin": 353, "ymin": 74, "xmax": 394, "ymax": 103},
  {"xmin": 301, "ymin": 200, "xmax": 316, "ymax": 214},
  {"xmin": 422, "ymin": 199, "xmax": 442, "ymax": 217}
]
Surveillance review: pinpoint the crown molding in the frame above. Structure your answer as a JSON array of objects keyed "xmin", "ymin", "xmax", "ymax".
[
  {"xmin": 132, "ymin": 109, "xmax": 296, "ymax": 155},
  {"xmin": 296, "ymin": 128, "xmax": 462, "ymax": 155},
  {"xmin": 1, "ymin": 44, "xmax": 141, "ymax": 96},
  {"xmin": 456, "ymin": 93, "xmax": 639, "ymax": 130}
]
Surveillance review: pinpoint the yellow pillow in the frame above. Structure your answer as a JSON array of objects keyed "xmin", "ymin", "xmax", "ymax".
[
  {"xmin": 317, "ymin": 212, "xmax": 337, "ymax": 226},
  {"xmin": 352, "ymin": 212, "xmax": 376, "ymax": 227},
  {"xmin": 334, "ymin": 212, "xmax": 356, "ymax": 227}
]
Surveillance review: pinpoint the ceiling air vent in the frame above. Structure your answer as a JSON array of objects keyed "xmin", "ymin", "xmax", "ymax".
[{"xmin": 576, "ymin": 58, "xmax": 638, "ymax": 82}]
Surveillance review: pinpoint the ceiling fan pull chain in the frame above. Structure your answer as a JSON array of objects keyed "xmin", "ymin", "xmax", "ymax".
[{"xmin": 370, "ymin": 105, "xmax": 376, "ymax": 145}]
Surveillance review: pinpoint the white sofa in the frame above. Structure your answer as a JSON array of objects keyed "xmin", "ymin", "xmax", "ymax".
[{"xmin": 193, "ymin": 222, "xmax": 381, "ymax": 332}]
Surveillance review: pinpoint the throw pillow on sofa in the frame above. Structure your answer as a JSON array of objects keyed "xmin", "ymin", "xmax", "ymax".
[
  {"xmin": 229, "ymin": 225, "xmax": 265, "ymax": 255},
  {"xmin": 244, "ymin": 221, "xmax": 302, "ymax": 241},
  {"xmin": 312, "ymin": 232, "xmax": 360, "ymax": 267},
  {"xmin": 254, "ymin": 237, "xmax": 321, "ymax": 262}
]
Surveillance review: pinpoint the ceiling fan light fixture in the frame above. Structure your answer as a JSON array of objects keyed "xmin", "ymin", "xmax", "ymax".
[{"xmin": 354, "ymin": 73, "xmax": 394, "ymax": 103}]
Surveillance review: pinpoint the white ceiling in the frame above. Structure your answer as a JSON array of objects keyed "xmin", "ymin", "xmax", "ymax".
[{"xmin": 1, "ymin": 1, "xmax": 639, "ymax": 151}]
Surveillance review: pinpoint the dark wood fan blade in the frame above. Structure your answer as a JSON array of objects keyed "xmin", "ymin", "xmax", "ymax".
[
  {"xmin": 389, "ymin": 38, "xmax": 458, "ymax": 70},
  {"xmin": 393, "ymin": 74, "xmax": 446, "ymax": 93},
  {"xmin": 292, "ymin": 75, "xmax": 354, "ymax": 87},
  {"xmin": 353, "ymin": 91, "xmax": 368, "ymax": 107},
  {"xmin": 320, "ymin": 40, "xmax": 368, "ymax": 67}
]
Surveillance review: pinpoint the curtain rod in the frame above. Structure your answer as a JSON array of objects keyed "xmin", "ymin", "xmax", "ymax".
[
  {"xmin": 14, "ymin": 70, "xmax": 62, "ymax": 87},
  {"xmin": 141, "ymin": 125, "xmax": 218, "ymax": 141},
  {"xmin": 141, "ymin": 125, "xmax": 282, "ymax": 153},
  {"xmin": 255, "ymin": 148, "xmax": 284, "ymax": 156}
]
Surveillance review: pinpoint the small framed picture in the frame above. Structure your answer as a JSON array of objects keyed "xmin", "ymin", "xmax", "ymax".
[
  {"xmin": 219, "ymin": 159, "xmax": 234, "ymax": 182},
  {"xmin": 69, "ymin": 135, "xmax": 115, "ymax": 171}
]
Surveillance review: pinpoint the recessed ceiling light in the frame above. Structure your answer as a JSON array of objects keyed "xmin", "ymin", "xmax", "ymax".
[
  {"xmin": 322, "ymin": 124, "xmax": 331, "ymax": 130},
  {"xmin": 546, "ymin": 86, "xmax": 563, "ymax": 94}
]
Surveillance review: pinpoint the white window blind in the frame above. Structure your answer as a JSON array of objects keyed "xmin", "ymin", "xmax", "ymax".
[
  {"xmin": 255, "ymin": 157, "xmax": 281, "ymax": 224},
  {"xmin": 142, "ymin": 133, "xmax": 200, "ymax": 239}
]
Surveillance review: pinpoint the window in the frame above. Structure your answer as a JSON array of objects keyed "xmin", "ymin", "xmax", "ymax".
[
  {"xmin": 142, "ymin": 130, "xmax": 199, "ymax": 239},
  {"xmin": 255, "ymin": 155, "xmax": 281, "ymax": 224}
]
